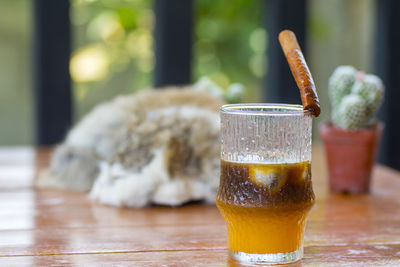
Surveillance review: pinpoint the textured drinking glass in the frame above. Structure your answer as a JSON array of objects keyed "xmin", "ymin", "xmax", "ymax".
[{"xmin": 216, "ymin": 104, "xmax": 315, "ymax": 264}]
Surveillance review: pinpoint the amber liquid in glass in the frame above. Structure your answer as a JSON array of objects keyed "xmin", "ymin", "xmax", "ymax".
[{"xmin": 216, "ymin": 160, "xmax": 315, "ymax": 254}]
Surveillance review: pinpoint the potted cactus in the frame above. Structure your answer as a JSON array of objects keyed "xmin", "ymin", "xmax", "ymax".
[{"xmin": 320, "ymin": 66, "xmax": 384, "ymax": 193}]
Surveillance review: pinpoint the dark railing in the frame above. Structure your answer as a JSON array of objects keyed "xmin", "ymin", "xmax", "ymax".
[
  {"xmin": 375, "ymin": 0, "xmax": 400, "ymax": 170},
  {"xmin": 154, "ymin": 0, "xmax": 193, "ymax": 88},
  {"xmin": 264, "ymin": 0, "xmax": 307, "ymax": 104},
  {"xmin": 33, "ymin": 0, "xmax": 400, "ymax": 170},
  {"xmin": 33, "ymin": 0, "xmax": 72, "ymax": 146}
]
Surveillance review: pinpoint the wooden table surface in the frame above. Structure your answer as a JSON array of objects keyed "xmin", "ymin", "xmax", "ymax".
[{"xmin": 0, "ymin": 146, "xmax": 400, "ymax": 266}]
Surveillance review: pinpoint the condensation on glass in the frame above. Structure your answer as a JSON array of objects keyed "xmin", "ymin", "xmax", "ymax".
[{"xmin": 220, "ymin": 104, "xmax": 312, "ymax": 164}]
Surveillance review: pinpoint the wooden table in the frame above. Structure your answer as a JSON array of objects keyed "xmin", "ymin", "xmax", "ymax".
[{"xmin": 0, "ymin": 146, "xmax": 400, "ymax": 266}]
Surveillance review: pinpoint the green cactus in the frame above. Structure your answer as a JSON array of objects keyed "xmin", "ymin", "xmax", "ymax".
[
  {"xmin": 328, "ymin": 66, "xmax": 384, "ymax": 130},
  {"xmin": 329, "ymin": 66, "xmax": 357, "ymax": 108}
]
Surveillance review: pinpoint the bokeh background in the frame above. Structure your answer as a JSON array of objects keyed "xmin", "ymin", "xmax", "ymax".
[
  {"xmin": 0, "ymin": 0, "xmax": 376, "ymax": 145},
  {"xmin": 3, "ymin": 0, "xmax": 399, "ymax": 170}
]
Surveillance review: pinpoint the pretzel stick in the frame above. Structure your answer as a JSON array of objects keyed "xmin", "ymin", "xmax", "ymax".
[{"xmin": 278, "ymin": 30, "xmax": 321, "ymax": 117}]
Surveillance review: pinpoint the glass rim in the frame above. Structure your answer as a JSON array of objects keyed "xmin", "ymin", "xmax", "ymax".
[{"xmin": 220, "ymin": 103, "xmax": 311, "ymax": 116}]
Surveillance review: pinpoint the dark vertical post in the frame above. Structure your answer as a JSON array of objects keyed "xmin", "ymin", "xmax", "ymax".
[
  {"xmin": 154, "ymin": 0, "xmax": 192, "ymax": 87},
  {"xmin": 375, "ymin": 0, "xmax": 400, "ymax": 170},
  {"xmin": 264, "ymin": 0, "xmax": 307, "ymax": 103},
  {"xmin": 33, "ymin": 0, "xmax": 72, "ymax": 145}
]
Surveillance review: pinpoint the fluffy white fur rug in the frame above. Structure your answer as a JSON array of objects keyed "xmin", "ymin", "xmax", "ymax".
[{"xmin": 38, "ymin": 87, "xmax": 224, "ymax": 207}]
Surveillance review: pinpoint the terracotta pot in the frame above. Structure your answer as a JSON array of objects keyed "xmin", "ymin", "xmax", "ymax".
[{"xmin": 319, "ymin": 123, "xmax": 384, "ymax": 194}]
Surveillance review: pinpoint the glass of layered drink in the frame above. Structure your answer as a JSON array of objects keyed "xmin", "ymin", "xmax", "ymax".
[{"xmin": 217, "ymin": 104, "xmax": 315, "ymax": 264}]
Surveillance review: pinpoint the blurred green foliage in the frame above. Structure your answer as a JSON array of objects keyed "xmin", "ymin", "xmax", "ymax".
[
  {"xmin": 71, "ymin": 0, "xmax": 154, "ymax": 118},
  {"xmin": 0, "ymin": 0, "xmax": 32, "ymax": 145},
  {"xmin": 194, "ymin": 0, "xmax": 265, "ymax": 101},
  {"xmin": 71, "ymin": 0, "xmax": 265, "ymax": 119}
]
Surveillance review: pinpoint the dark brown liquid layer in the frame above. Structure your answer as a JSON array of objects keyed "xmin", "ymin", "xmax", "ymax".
[{"xmin": 217, "ymin": 160, "xmax": 315, "ymax": 208}]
